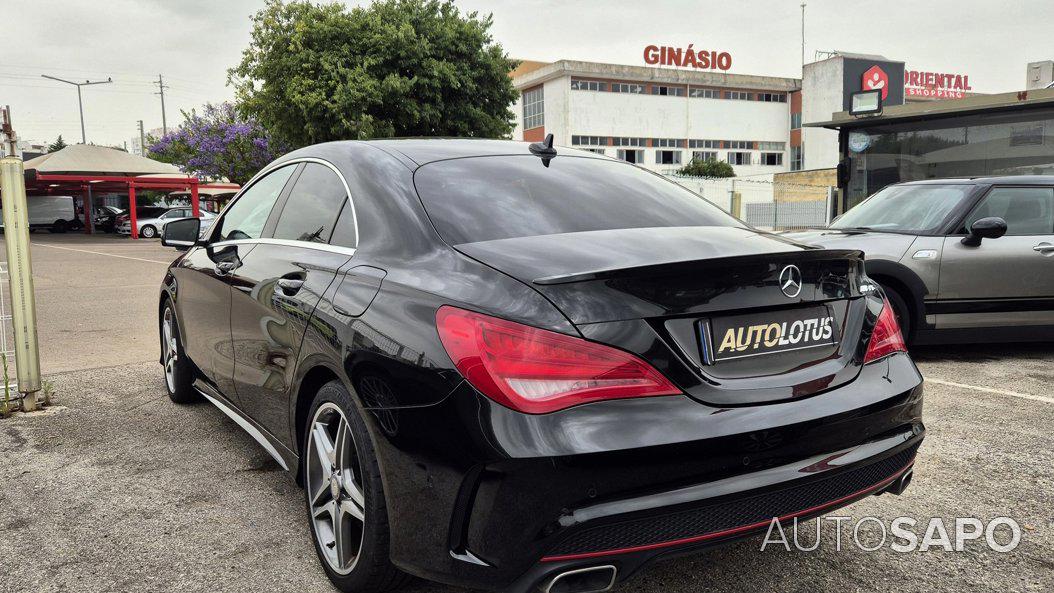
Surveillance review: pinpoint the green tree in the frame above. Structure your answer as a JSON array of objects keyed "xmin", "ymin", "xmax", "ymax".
[
  {"xmin": 229, "ymin": 0, "xmax": 519, "ymax": 146},
  {"xmin": 678, "ymin": 158, "xmax": 736, "ymax": 178},
  {"xmin": 47, "ymin": 135, "xmax": 68, "ymax": 152}
]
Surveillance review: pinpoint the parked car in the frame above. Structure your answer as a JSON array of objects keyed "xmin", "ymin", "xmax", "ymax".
[
  {"xmin": 785, "ymin": 176, "xmax": 1054, "ymax": 344},
  {"xmin": 114, "ymin": 206, "xmax": 165, "ymax": 232},
  {"xmin": 117, "ymin": 206, "xmax": 215, "ymax": 238},
  {"xmin": 0, "ymin": 195, "xmax": 78, "ymax": 233},
  {"xmin": 93, "ymin": 205, "xmax": 124, "ymax": 233},
  {"xmin": 157, "ymin": 139, "xmax": 923, "ymax": 593}
]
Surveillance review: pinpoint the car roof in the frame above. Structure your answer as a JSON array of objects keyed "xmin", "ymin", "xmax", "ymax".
[
  {"xmin": 901, "ymin": 175, "xmax": 1054, "ymax": 186},
  {"xmin": 363, "ymin": 138, "xmax": 608, "ymax": 166}
]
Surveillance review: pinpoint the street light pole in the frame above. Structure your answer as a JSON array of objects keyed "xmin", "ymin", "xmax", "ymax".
[{"xmin": 40, "ymin": 75, "xmax": 113, "ymax": 144}]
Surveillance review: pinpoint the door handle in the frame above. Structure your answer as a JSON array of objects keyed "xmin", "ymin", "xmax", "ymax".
[
  {"xmin": 276, "ymin": 278, "xmax": 305, "ymax": 296},
  {"xmin": 1032, "ymin": 242, "xmax": 1054, "ymax": 253},
  {"xmin": 215, "ymin": 260, "xmax": 241, "ymax": 276}
]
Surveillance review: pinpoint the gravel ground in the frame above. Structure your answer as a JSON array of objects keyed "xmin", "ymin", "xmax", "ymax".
[{"xmin": 0, "ymin": 234, "xmax": 1051, "ymax": 592}]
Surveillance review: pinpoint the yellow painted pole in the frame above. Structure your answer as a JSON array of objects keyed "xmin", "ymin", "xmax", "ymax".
[{"xmin": 0, "ymin": 157, "xmax": 41, "ymax": 410}]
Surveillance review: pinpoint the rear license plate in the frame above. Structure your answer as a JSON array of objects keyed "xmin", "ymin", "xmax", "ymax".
[{"xmin": 701, "ymin": 305, "xmax": 839, "ymax": 362}]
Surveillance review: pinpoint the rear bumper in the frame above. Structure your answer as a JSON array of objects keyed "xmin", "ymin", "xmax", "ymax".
[
  {"xmin": 372, "ymin": 353, "xmax": 924, "ymax": 591},
  {"xmin": 506, "ymin": 433, "xmax": 920, "ymax": 593}
]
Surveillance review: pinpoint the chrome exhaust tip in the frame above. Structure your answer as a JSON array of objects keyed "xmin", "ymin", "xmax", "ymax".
[
  {"xmin": 885, "ymin": 468, "xmax": 914, "ymax": 496},
  {"xmin": 541, "ymin": 565, "xmax": 617, "ymax": 593}
]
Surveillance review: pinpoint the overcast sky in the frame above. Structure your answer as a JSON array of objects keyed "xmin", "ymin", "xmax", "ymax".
[{"xmin": 3, "ymin": 0, "xmax": 1051, "ymax": 147}]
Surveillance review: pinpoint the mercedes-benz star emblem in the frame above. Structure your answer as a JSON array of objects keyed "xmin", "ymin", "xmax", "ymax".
[{"xmin": 779, "ymin": 265, "xmax": 802, "ymax": 298}]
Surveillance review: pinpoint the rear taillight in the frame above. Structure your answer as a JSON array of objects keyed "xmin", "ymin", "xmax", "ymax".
[
  {"xmin": 863, "ymin": 298, "xmax": 907, "ymax": 363},
  {"xmin": 436, "ymin": 306, "xmax": 680, "ymax": 414}
]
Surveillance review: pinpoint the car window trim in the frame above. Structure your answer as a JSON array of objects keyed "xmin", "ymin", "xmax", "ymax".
[
  {"xmin": 208, "ymin": 157, "xmax": 360, "ymax": 248},
  {"xmin": 208, "ymin": 237, "xmax": 357, "ymax": 258}
]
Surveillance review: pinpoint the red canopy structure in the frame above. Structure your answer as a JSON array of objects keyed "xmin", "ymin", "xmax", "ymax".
[{"xmin": 21, "ymin": 145, "xmax": 238, "ymax": 239}]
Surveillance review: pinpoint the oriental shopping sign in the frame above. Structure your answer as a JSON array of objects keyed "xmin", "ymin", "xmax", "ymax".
[
  {"xmin": 905, "ymin": 70, "xmax": 972, "ymax": 99},
  {"xmin": 644, "ymin": 45, "xmax": 732, "ymax": 71}
]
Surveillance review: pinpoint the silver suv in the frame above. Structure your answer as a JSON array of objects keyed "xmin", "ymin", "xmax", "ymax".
[{"xmin": 785, "ymin": 176, "xmax": 1054, "ymax": 344}]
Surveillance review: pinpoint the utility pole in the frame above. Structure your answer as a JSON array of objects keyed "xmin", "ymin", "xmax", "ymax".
[
  {"xmin": 138, "ymin": 120, "xmax": 146, "ymax": 156},
  {"xmin": 800, "ymin": 3, "xmax": 807, "ymax": 74},
  {"xmin": 40, "ymin": 75, "xmax": 113, "ymax": 144},
  {"xmin": 1, "ymin": 106, "xmax": 16, "ymax": 156},
  {"xmin": 155, "ymin": 75, "xmax": 169, "ymax": 135}
]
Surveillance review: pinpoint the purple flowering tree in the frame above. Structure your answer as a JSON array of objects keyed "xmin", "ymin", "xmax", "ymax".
[{"xmin": 147, "ymin": 102, "xmax": 286, "ymax": 185}]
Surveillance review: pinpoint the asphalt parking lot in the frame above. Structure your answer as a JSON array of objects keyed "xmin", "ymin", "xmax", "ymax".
[{"xmin": 0, "ymin": 234, "xmax": 1051, "ymax": 593}]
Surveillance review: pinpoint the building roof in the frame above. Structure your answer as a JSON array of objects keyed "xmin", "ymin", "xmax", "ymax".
[
  {"xmin": 808, "ymin": 87, "xmax": 1054, "ymax": 129},
  {"xmin": 23, "ymin": 144, "xmax": 181, "ymax": 176},
  {"xmin": 510, "ymin": 59, "xmax": 801, "ymax": 92}
]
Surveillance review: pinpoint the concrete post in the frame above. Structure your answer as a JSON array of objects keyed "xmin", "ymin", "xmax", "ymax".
[{"xmin": 0, "ymin": 157, "xmax": 42, "ymax": 410}]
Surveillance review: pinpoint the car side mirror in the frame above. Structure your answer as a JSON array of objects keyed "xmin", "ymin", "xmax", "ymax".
[
  {"xmin": 961, "ymin": 217, "xmax": 1007, "ymax": 247},
  {"xmin": 162, "ymin": 217, "xmax": 202, "ymax": 251}
]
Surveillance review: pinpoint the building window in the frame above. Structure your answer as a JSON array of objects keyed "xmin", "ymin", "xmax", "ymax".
[
  {"xmin": 689, "ymin": 87, "xmax": 720, "ymax": 99},
  {"xmin": 757, "ymin": 93, "xmax": 787, "ymax": 103},
  {"xmin": 523, "ymin": 86, "xmax": 544, "ymax": 129},
  {"xmin": 761, "ymin": 152, "xmax": 783, "ymax": 166},
  {"xmin": 758, "ymin": 141, "xmax": 786, "ymax": 151},
  {"xmin": 692, "ymin": 150, "xmax": 718, "ymax": 162},
  {"xmin": 571, "ymin": 135, "xmax": 607, "ymax": 146},
  {"xmin": 571, "ymin": 79, "xmax": 607, "ymax": 91},
  {"xmin": 790, "ymin": 146, "xmax": 803, "ymax": 171},
  {"xmin": 582, "ymin": 148, "xmax": 606, "ymax": 155},
  {"xmin": 727, "ymin": 140, "xmax": 753, "ymax": 150},
  {"xmin": 617, "ymin": 149, "xmax": 644, "ymax": 164},
  {"xmin": 790, "ymin": 112, "xmax": 802, "ymax": 129},
  {"xmin": 611, "ymin": 83, "xmax": 644, "ymax": 94},
  {"xmin": 689, "ymin": 139, "xmax": 720, "ymax": 149},
  {"xmin": 727, "ymin": 91, "xmax": 753, "ymax": 101},
  {"xmin": 652, "ymin": 138, "xmax": 685, "ymax": 148},
  {"xmin": 727, "ymin": 152, "xmax": 752, "ymax": 165},
  {"xmin": 613, "ymin": 137, "xmax": 647, "ymax": 146},
  {"xmin": 651, "ymin": 85, "xmax": 686, "ymax": 97},
  {"xmin": 656, "ymin": 150, "xmax": 682, "ymax": 165}
]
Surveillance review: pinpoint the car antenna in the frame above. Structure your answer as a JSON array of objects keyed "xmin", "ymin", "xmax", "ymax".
[{"xmin": 529, "ymin": 133, "xmax": 557, "ymax": 167}]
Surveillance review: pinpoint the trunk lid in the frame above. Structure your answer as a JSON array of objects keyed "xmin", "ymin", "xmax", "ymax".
[{"xmin": 455, "ymin": 226, "xmax": 872, "ymax": 404}]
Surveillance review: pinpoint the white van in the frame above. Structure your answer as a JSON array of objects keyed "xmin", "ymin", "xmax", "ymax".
[{"xmin": 0, "ymin": 195, "xmax": 79, "ymax": 233}]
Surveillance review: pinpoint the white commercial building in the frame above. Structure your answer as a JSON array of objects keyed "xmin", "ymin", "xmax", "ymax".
[{"xmin": 510, "ymin": 60, "xmax": 802, "ymax": 177}]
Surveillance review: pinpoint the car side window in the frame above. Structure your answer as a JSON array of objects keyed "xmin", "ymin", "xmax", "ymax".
[
  {"xmin": 272, "ymin": 163, "xmax": 348, "ymax": 244},
  {"xmin": 965, "ymin": 187, "xmax": 1054, "ymax": 236},
  {"xmin": 217, "ymin": 165, "xmax": 297, "ymax": 241},
  {"xmin": 329, "ymin": 199, "xmax": 358, "ymax": 248}
]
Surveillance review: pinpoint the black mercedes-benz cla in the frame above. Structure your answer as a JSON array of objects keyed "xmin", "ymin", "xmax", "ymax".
[{"xmin": 158, "ymin": 138, "xmax": 923, "ymax": 593}]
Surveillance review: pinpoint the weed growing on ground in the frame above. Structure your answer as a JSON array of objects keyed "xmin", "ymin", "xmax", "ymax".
[{"xmin": 42, "ymin": 379, "xmax": 55, "ymax": 406}]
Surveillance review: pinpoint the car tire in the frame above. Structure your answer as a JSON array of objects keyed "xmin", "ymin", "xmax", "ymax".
[
  {"xmin": 161, "ymin": 301, "xmax": 199, "ymax": 404},
  {"xmin": 51, "ymin": 220, "xmax": 68, "ymax": 234},
  {"xmin": 140, "ymin": 225, "xmax": 157, "ymax": 239},
  {"xmin": 303, "ymin": 381, "xmax": 410, "ymax": 593},
  {"xmin": 880, "ymin": 285, "xmax": 913, "ymax": 345}
]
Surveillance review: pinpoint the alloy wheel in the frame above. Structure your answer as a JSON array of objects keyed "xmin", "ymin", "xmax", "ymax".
[
  {"xmin": 162, "ymin": 308, "xmax": 178, "ymax": 393},
  {"xmin": 307, "ymin": 402, "xmax": 366, "ymax": 575}
]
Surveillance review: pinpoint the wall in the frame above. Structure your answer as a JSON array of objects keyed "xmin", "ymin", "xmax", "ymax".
[
  {"xmin": 563, "ymin": 78, "xmax": 791, "ymax": 175},
  {"xmin": 773, "ymin": 168, "xmax": 836, "ymax": 202},
  {"xmin": 801, "ymin": 57, "xmax": 844, "ymax": 171}
]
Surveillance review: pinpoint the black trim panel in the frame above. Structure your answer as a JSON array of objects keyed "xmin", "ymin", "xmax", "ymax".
[{"xmin": 925, "ymin": 297, "xmax": 1054, "ymax": 315}]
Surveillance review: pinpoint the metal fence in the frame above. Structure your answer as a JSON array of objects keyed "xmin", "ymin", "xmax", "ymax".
[
  {"xmin": 665, "ymin": 174, "xmax": 834, "ymax": 231},
  {"xmin": 0, "ymin": 261, "xmax": 20, "ymax": 409}
]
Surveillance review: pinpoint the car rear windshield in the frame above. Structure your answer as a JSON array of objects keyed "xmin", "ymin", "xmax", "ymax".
[
  {"xmin": 414, "ymin": 155, "xmax": 742, "ymax": 244},
  {"xmin": 831, "ymin": 183, "xmax": 975, "ymax": 234}
]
